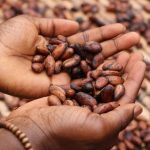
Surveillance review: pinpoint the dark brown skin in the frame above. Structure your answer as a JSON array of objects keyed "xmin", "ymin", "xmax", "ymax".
[
  {"xmin": 1, "ymin": 97, "xmax": 142, "ymax": 150},
  {"xmin": 0, "ymin": 15, "xmax": 146, "ymax": 150}
]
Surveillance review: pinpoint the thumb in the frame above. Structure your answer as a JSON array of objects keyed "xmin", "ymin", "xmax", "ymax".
[{"xmin": 99, "ymin": 104, "xmax": 142, "ymax": 137}]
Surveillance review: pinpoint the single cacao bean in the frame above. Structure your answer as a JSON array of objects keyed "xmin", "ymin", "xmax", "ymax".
[
  {"xmin": 96, "ymin": 84, "xmax": 115, "ymax": 103},
  {"xmin": 63, "ymin": 55, "xmax": 81, "ymax": 68},
  {"xmin": 75, "ymin": 92, "xmax": 97, "ymax": 107},
  {"xmin": 80, "ymin": 60, "xmax": 91, "ymax": 74},
  {"xmin": 84, "ymin": 41, "xmax": 102, "ymax": 53},
  {"xmin": 32, "ymin": 55, "xmax": 45, "ymax": 63},
  {"xmin": 36, "ymin": 45, "xmax": 49, "ymax": 55},
  {"xmin": 102, "ymin": 70, "xmax": 121, "ymax": 76},
  {"xmin": 92, "ymin": 53, "xmax": 104, "ymax": 68},
  {"xmin": 66, "ymin": 88, "xmax": 75, "ymax": 98},
  {"xmin": 82, "ymin": 82, "xmax": 94, "ymax": 93},
  {"xmin": 52, "ymin": 43, "xmax": 67, "ymax": 60},
  {"xmin": 102, "ymin": 62, "xmax": 123, "ymax": 71},
  {"xmin": 32, "ymin": 63, "xmax": 44, "ymax": 73},
  {"xmin": 107, "ymin": 76, "xmax": 124, "ymax": 85},
  {"xmin": 95, "ymin": 76, "xmax": 109, "ymax": 90},
  {"xmin": 61, "ymin": 47, "xmax": 74, "ymax": 60},
  {"xmin": 91, "ymin": 69, "xmax": 102, "ymax": 79},
  {"xmin": 54, "ymin": 60, "xmax": 62, "ymax": 74},
  {"xmin": 49, "ymin": 85, "xmax": 66, "ymax": 102},
  {"xmin": 114, "ymin": 84, "xmax": 125, "ymax": 100},
  {"xmin": 44, "ymin": 55, "xmax": 55, "ymax": 76}
]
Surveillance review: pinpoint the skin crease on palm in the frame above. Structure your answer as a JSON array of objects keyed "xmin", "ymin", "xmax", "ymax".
[{"xmin": 0, "ymin": 15, "xmax": 146, "ymax": 150}]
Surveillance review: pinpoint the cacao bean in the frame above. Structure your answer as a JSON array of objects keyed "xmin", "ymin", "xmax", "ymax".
[
  {"xmin": 114, "ymin": 84, "xmax": 125, "ymax": 100},
  {"xmin": 44, "ymin": 55, "xmax": 55, "ymax": 76},
  {"xmin": 32, "ymin": 55, "xmax": 45, "ymax": 63},
  {"xmin": 102, "ymin": 62, "xmax": 123, "ymax": 71},
  {"xmin": 91, "ymin": 69, "xmax": 102, "ymax": 79},
  {"xmin": 75, "ymin": 92, "xmax": 97, "ymax": 107},
  {"xmin": 107, "ymin": 76, "xmax": 124, "ymax": 85},
  {"xmin": 102, "ymin": 70, "xmax": 121, "ymax": 76},
  {"xmin": 63, "ymin": 55, "xmax": 81, "ymax": 68},
  {"xmin": 61, "ymin": 47, "xmax": 74, "ymax": 60},
  {"xmin": 52, "ymin": 43, "xmax": 67, "ymax": 60},
  {"xmin": 95, "ymin": 76, "xmax": 109, "ymax": 90},
  {"xmin": 66, "ymin": 88, "xmax": 75, "ymax": 98},
  {"xmin": 82, "ymin": 82, "xmax": 94, "ymax": 93},
  {"xmin": 92, "ymin": 53, "xmax": 104, "ymax": 68},
  {"xmin": 80, "ymin": 60, "xmax": 91, "ymax": 74},
  {"xmin": 32, "ymin": 63, "xmax": 44, "ymax": 73},
  {"xmin": 96, "ymin": 84, "xmax": 115, "ymax": 103},
  {"xmin": 36, "ymin": 45, "xmax": 49, "ymax": 55},
  {"xmin": 49, "ymin": 85, "xmax": 66, "ymax": 102},
  {"xmin": 54, "ymin": 60, "xmax": 62, "ymax": 74},
  {"xmin": 84, "ymin": 41, "xmax": 102, "ymax": 53}
]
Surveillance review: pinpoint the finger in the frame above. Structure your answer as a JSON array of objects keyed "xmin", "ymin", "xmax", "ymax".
[
  {"xmin": 99, "ymin": 104, "xmax": 142, "ymax": 137},
  {"xmin": 101, "ymin": 32, "xmax": 140, "ymax": 58},
  {"xmin": 67, "ymin": 23, "xmax": 126, "ymax": 44},
  {"xmin": 124, "ymin": 52, "xmax": 144, "ymax": 73},
  {"xmin": 119, "ymin": 61, "xmax": 146, "ymax": 104},
  {"xmin": 34, "ymin": 18, "xmax": 79, "ymax": 36},
  {"xmin": 116, "ymin": 52, "xmax": 130, "ymax": 69}
]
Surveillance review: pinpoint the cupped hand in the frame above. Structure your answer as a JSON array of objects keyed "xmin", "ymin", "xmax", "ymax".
[
  {"xmin": 0, "ymin": 15, "xmax": 145, "ymax": 100},
  {"xmin": 6, "ymin": 97, "xmax": 142, "ymax": 150}
]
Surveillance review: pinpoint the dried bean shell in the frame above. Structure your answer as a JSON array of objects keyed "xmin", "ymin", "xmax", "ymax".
[
  {"xmin": 114, "ymin": 84, "xmax": 125, "ymax": 100},
  {"xmin": 75, "ymin": 92, "xmax": 97, "ymax": 107},
  {"xmin": 49, "ymin": 85, "xmax": 66, "ymax": 102},
  {"xmin": 102, "ymin": 62, "xmax": 123, "ymax": 71},
  {"xmin": 95, "ymin": 77, "xmax": 109, "ymax": 90},
  {"xmin": 92, "ymin": 53, "xmax": 104, "ymax": 68},
  {"xmin": 52, "ymin": 43, "xmax": 67, "ymax": 60},
  {"xmin": 32, "ymin": 63, "xmax": 44, "ymax": 73},
  {"xmin": 63, "ymin": 55, "xmax": 81, "ymax": 68},
  {"xmin": 48, "ymin": 95, "xmax": 61, "ymax": 106},
  {"xmin": 44, "ymin": 55, "xmax": 55, "ymax": 76},
  {"xmin": 107, "ymin": 76, "xmax": 124, "ymax": 85}
]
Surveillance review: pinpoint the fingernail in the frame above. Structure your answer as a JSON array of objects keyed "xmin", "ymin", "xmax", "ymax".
[{"xmin": 134, "ymin": 105, "xmax": 143, "ymax": 117}]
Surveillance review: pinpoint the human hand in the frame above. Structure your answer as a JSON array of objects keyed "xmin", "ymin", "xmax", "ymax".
[
  {"xmin": 0, "ymin": 15, "xmax": 145, "ymax": 100},
  {"xmin": 6, "ymin": 97, "xmax": 142, "ymax": 150}
]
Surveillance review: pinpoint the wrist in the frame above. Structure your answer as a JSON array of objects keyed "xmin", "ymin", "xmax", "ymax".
[
  {"xmin": 0, "ymin": 128, "xmax": 24, "ymax": 150},
  {"xmin": 6, "ymin": 116, "xmax": 50, "ymax": 150}
]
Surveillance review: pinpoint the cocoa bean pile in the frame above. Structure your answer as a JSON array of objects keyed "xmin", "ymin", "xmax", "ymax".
[
  {"xmin": 112, "ymin": 118, "xmax": 150, "ymax": 150},
  {"xmin": 31, "ymin": 35, "xmax": 125, "ymax": 112}
]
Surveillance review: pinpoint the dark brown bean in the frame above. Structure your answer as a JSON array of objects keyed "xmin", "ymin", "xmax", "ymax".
[
  {"xmin": 44, "ymin": 55, "xmax": 55, "ymax": 76},
  {"xmin": 66, "ymin": 88, "xmax": 75, "ymax": 98},
  {"xmin": 48, "ymin": 95, "xmax": 61, "ymax": 106},
  {"xmin": 95, "ymin": 77, "xmax": 109, "ymax": 90},
  {"xmin": 114, "ymin": 84, "xmax": 125, "ymax": 100},
  {"xmin": 70, "ymin": 79, "xmax": 83, "ymax": 91},
  {"xmin": 102, "ymin": 62, "xmax": 123, "ymax": 71},
  {"xmin": 54, "ymin": 60, "xmax": 62, "ymax": 74},
  {"xmin": 32, "ymin": 63, "xmax": 44, "ymax": 73},
  {"xmin": 32, "ymin": 55, "xmax": 45, "ymax": 63},
  {"xmin": 107, "ymin": 76, "xmax": 124, "ymax": 85},
  {"xmin": 63, "ymin": 55, "xmax": 81, "ymax": 68},
  {"xmin": 84, "ymin": 41, "xmax": 102, "ymax": 53},
  {"xmin": 96, "ymin": 84, "xmax": 115, "ymax": 103},
  {"xmin": 52, "ymin": 43, "xmax": 67, "ymax": 60},
  {"xmin": 82, "ymin": 82, "xmax": 94, "ymax": 93},
  {"xmin": 92, "ymin": 53, "xmax": 104, "ymax": 68},
  {"xmin": 49, "ymin": 38, "xmax": 63, "ymax": 45},
  {"xmin": 75, "ymin": 92, "xmax": 97, "ymax": 107},
  {"xmin": 61, "ymin": 47, "xmax": 74, "ymax": 60}
]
